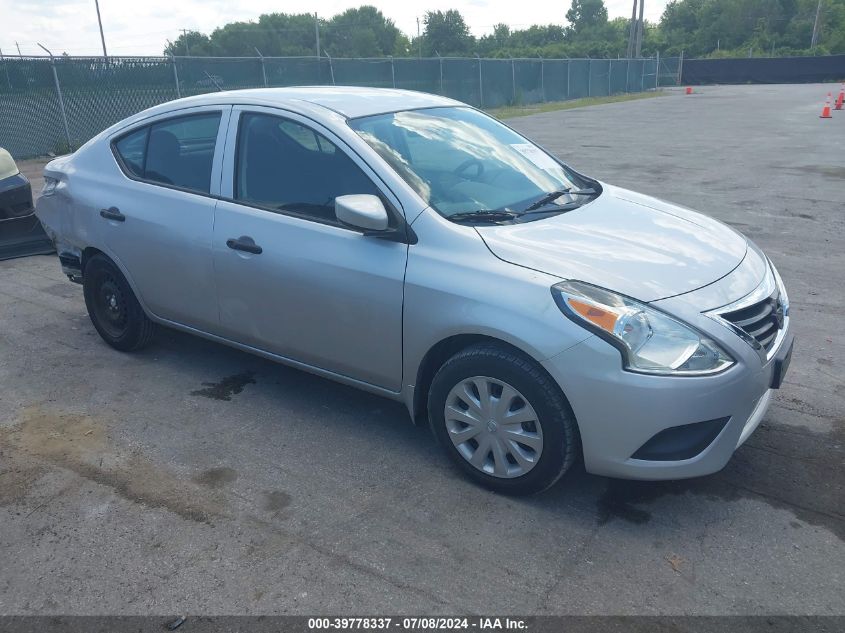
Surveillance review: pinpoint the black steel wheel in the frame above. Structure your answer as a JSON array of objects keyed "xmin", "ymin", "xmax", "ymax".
[{"xmin": 83, "ymin": 253, "xmax": 155, "ymax": 351}]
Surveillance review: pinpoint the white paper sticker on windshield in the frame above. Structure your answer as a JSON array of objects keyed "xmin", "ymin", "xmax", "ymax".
[{"xmin": 510, "ymin": 143, "xmax": 560, "ymax": 170}]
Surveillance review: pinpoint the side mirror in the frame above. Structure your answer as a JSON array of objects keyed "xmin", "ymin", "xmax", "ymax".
[{"xmin": 335, "ymin": 194, "xmax": 389, "ymax": 232}]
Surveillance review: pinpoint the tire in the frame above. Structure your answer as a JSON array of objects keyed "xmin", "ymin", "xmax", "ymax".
[
  {"xmin": 427, "ymin": 343, "xmax": 579, "ymax": 495},
  {"xmin": 83, "ymin": 253, "xmax": 156, "ymax": 351}
]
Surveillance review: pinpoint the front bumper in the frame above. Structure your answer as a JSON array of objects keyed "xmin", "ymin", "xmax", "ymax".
[
  {"xmin": 0, "ymin": 172, "xmax": 33, "ymax": 219},
  {"xmin": 542, "ymin": 321, "xmax": 792, "ymax": 481}
]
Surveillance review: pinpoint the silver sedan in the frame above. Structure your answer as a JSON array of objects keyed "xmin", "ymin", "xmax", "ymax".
[{"xmin": 36, "ymin": 87, "xmax": 793, "ymax": 494}]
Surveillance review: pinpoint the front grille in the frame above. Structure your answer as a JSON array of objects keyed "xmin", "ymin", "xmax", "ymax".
[{"xmin": 720, "ymin": 289, "xmax": 782, "ymax": 352}]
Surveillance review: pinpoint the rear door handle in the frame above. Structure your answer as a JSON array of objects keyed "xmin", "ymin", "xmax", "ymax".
[
  {"xmin": 100, "ymin": 207, "xmax": 125, "ymax": 222},
  {"xmin": 226, "ymin": 236, "xmax": 262, "ymax": 255}
]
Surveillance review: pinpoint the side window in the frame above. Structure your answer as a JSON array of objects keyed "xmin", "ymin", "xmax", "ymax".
[
  {"xmin": 145, "ymin": 113, "xmax": 221, "ymax": 193},
  {"xmin": 114, "ymin": 127, "xmax": 148, "ymax": 178},
  {"xmin": 113, "ymin": 112, "xmax": 221, "ymax": 194},
  {"xmin": 235, "ymin": 113, "xmax": 378, "ymax": 224},
  {"xmin": 278, "ymin": 120, "xmax": 335, "ymax": 154}
]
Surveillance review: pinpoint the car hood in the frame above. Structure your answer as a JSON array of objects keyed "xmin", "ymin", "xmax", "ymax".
[{"xmin": 476, "ymin": 183, "xmax": 748, "ymax": 302}]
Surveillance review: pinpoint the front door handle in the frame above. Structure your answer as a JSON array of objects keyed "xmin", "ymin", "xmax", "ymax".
[
  {"xmin": 100, "ymin": 207, "xmax": 125, "ymax": 222},
  {"xmin": 226, "ymin": 236, "xmax": 262, "ymax": 255}
]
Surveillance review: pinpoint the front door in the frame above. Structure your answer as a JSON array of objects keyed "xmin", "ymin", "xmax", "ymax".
[{"xmin": 212, "ymin": 108, "xmax": 407, "ymax": 391}]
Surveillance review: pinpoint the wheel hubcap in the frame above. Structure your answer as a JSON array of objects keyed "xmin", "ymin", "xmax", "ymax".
[{"xmin": 444, "ymin": 376, "xmax": 543, "ymax": 479}]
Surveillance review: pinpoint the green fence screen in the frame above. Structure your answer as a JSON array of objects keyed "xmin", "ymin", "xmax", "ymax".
[{"xmin": 0, "ymin": 54, "xmax": 678, "ymax": 158}]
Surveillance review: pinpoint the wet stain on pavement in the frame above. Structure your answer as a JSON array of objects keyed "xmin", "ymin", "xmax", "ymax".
[
  {"xmin": 264, "ymin": 490, "xmax": 292, "ymax": 512},
  {"xmin": 0, "ymin": 407, "xmax": 229, "ymax": 523},
  {"xmin": 193, "ymin": 467, "xmax": 238, "ymax": 488},
  {"xmin": 191, "ymin": 371, "xmax": 256, "ymax": 401},
  {"xmin": 597, "ymin": 480, "xmax": 677, "ymax": 525},
  {"xmin": 793, "ymin": 165, "xmax": 845, "ymax": 180},
  {"xmin": 0, "ymin": 463, "xmax": 44, "ymax": 507},
  {"xmin": 595, "ymin": 418, "xmax": 845, "ymax": 540}
]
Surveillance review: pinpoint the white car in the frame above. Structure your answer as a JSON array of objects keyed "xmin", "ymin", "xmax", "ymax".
[{"xmin": 36, "ymin": 87, "xmax": 792, "ymax": 494}]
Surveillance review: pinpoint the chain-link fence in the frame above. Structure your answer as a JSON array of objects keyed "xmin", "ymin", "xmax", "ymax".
[{"xmin": 0, "ymin": 54, "xmax": 680, "ymax": 159}]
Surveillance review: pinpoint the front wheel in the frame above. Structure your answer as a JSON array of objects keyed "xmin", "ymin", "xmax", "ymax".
[
  {"xmin": 427, "ymin": 343, "xmax": 579, "ymax": 495},
  {"xmin": 83, "ymin": 253, "xmax": 156, "ymax": 351}
]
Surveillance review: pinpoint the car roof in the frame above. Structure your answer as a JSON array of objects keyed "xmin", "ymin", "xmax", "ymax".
[{"xmin": 159, "ymin": 86, "xmax": 462, "ymax": 119}]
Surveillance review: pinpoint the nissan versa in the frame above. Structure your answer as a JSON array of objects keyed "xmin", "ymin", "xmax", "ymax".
[{"xmin": 36, "ymin": 87, "xmax": 793, "ymax": 494}]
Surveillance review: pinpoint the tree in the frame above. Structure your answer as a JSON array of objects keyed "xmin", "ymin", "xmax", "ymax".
[
  {"xmin": 157, "ymin": 0, "xmax": 845, "ymax": 61},
  {"xmin": 566, "ymin": 0, "xmax": 609, "ymax": 33},
  {"xmin": 422, "ymin": 10, "xmax": 474, "ymax": 56},
  {"xmin": 393, "ymin": 32, "xmax": 412, "ymax": 56},
  {"xmin": 191, "ymin": 14, "xmax": 318, "ymax": 57},
  {"xmin": 207, "ymin": 21, "xmax": 261, "ymax": 57},
  {"xmin": 164, "ymin": 31, "xmax": 213, "ymax": 56},
  {"xmin": 515, "ymin": 25, "xmax": 567, "ymax": 48},
  {"xmin": 477, "ymin": 24, "xmax": 511, "ymax": 56},
  {"xmin": 323, "ymin": 6, "xmax": 402, "ymax": 57},
  {"xmin": 255, "ymin": 13, "xmax": 320, "ymax": 56}
]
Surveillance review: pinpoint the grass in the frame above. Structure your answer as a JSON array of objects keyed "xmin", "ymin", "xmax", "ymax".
[{"xmin": 487, "ymin": 90, "xmax": 666, "ymax": 119}]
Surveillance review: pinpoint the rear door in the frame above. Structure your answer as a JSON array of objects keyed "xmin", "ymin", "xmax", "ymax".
[
  {"xmin": 104, "ymin": 106, "xmax": 230, "ymax": 331},
  {"xmin": 212, "ymin": 106, "xmax": 407, "ymax": 391}
]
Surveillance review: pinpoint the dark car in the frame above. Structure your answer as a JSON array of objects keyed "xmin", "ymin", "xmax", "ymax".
[{"xmin": 0, "ymin": 148, "xmax": 54, "ymax": 260}]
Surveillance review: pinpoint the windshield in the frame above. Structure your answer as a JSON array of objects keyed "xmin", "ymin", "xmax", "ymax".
[{"xmin": 348, "ymin": 107, "xmax": 591, "ymax": 220}]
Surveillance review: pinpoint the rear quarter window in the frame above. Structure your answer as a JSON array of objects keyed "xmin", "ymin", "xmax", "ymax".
[
  {"xmin": 114, "ymin": 127, "xmax": 148, "ymax": 178},
  {"xmin": 111, "ymin": 111, "xmax": 221, "ymax": 194}
]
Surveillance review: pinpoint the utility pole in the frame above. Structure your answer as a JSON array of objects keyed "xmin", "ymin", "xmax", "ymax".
[
  {"xmin": 635, "ymin": 0, "xmax": 645, "ymax": 58},
  {"xmin": 315, "ymin": 13, "xmax": 320, "ymax": 58},
  {"xmin": 810, "ymin": 0, "xmax": 823, "ymax": 48},
  {"xmin": 180, "ymin": 29, "xmax": 191, "ymax": 56},
  {"xmin": 94, "ymin": 0, "xmax": 108, "ymax": 59},
  {"xmin": 417, "ymin": 17, "xmax": 422, "ymax": 58},
  {"xmin": 16, "ymin": 42, "xmax": 22, "ymax": 57},
  {"xmin": 626, "ymin": 0, "xmax": 638, "ymax": 58}
]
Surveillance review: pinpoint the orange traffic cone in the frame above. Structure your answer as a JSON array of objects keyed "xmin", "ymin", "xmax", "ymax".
[
  {"xmin": 820, "ymin": 94, "xmax": 833, "ymax": 118},
  {"xmin": 685, "ymin": 86, "xmax": 693, "ymax": 95},
  {"xmin": 835, "ymin": 84, "xmax": 844, "ymax": 110}
]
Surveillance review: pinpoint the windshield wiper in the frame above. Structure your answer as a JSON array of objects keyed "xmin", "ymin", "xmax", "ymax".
[
  {"xmin": 519, "ymin": 201, "xmax": 583, "ymax": 217},
  {"xmin": 523, "ymin": 187, "xmax": 597, "ymax": 212},
  {"xmin": 448, "ymin": 210, "xmax": 519, "ymax": 224}
]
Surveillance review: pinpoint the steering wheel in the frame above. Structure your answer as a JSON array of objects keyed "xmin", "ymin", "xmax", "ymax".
[{"xmin": 453, "ymin": 157, "xmax": 484, "ymax": 180}]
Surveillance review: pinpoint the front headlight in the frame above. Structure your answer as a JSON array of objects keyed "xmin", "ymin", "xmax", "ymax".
[
  {"xmin": 552, "ymin": 281, "xmax": 734, "ymax": 375},
  {"xmin": 770, "ymin": 258, "xmax": 789, "ymax": 319}
]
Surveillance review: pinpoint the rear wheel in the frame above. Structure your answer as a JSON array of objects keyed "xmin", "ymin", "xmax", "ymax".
[
  {"xmin": 83, "ymin": 254, "xmax": 155, "ymax": 351},
  {"xmin": 427, "ymin": 343, "xmax": 579, "ymax": 495}
]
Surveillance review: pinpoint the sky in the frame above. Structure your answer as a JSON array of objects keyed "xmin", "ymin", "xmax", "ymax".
[{"xmin": 1, "ymin": 0, "xmax": 670, "ymax": 57}]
